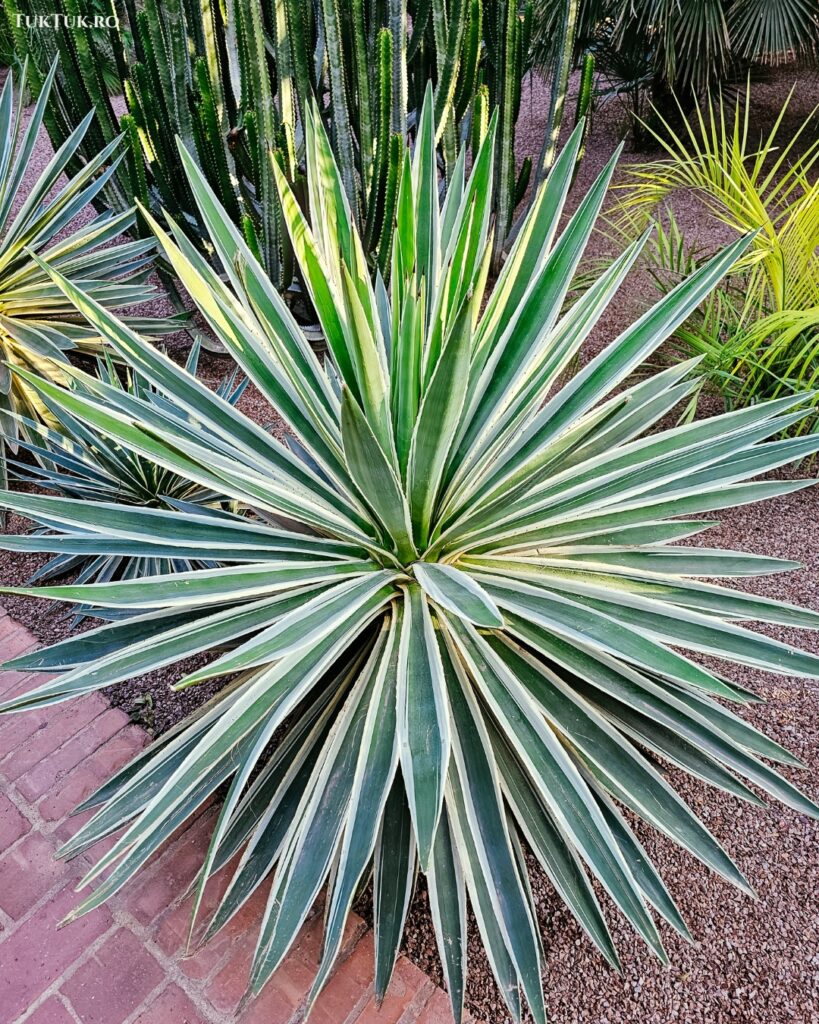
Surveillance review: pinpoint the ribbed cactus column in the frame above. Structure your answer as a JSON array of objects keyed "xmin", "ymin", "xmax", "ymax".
[{"xmin": 1, "ymin": 0, "xmax": 587, "ymax": 288}]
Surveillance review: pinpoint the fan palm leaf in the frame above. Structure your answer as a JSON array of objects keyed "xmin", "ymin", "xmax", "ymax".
[{"xmin": 615, "ymin": 87, "xmax": 819, "ymax": 419}]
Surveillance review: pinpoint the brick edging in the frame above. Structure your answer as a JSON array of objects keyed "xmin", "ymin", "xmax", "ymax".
[{"xmin": 0, "ymin": 607, "xmax": 458, "ymax": 1024}]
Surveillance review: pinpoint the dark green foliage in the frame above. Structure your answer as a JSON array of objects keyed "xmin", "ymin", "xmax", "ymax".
[
  {"xmin": 0, "ymin": 10, "xmax": 15, "ymax": 66},
  {"xmin": 532, "ymin": 0, "xmax": 819, "ymax": 140}
]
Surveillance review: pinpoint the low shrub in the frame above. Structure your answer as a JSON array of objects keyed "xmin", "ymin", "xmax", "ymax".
[{"xmin": 615, "ymin": 88, "xmax": 819, "ymax": 422}]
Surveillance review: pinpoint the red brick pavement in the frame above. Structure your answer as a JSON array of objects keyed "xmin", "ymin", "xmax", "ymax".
[{"xmin": 0, "ymin": 608, "xmax": 461, "ymax": 1024}]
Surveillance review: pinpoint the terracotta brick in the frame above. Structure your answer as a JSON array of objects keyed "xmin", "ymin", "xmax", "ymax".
[
  {"xmin": 155, "ymin": 870, "xmax": 236, "ymax": 981},
  {"xmin": 16, "ymin": 707, "xmax": 129, "ymax": 800},
  {"xmin": 155, "ymin": 868, "xmax": 229, "ymax": 951},
  {"xmin": 88, "ymin": 724, "xmax": 147, "ymax": 768},
  {"xmin": 202, "ymin": 891, "xmax": 340, "ymax": 1014},
  {"xmin": 36, "ymin": 764, "xmax": 107, "ymax": 823},
  {"xmin": 414, "ymin": 988, "xmax": 461, "ymax": 1024},
  {"xmin": 354, "ymin": 956, "xmax": 435, "ymax": 1024},
  {"xmin": 0, "ymin": 833, "xmax": 65, "ymax": 919},
  {"xmin": 0, "ymin": 791, "xmax": 28, "ymax": 852},
  {"xmin": 240, "ymin": 954, "xmax": 316, "ymax": 1024},
  {"xmin": 23, "ymin": 996, "xmax": 76, "ymax": 1024},
  {"xmin": 3, "ymin": 696, "xmax": 108, "ymax": 782},
  {"xmin": 203, "ymin": 895, "xmax": 300, "ymax": 1013},
  {"xmin": 163, "ymin": 924, "xmax": 233, "ymax": 983},
  {"xmin": 292, "ymin": 908, "xmax": 368, "ymax": 970},
  {"xmin": 37, "ymin": 728, "xmax": 144, "ymax": 822},
  {"xmin": 204, "ymin": 943, "xmax": 255, "ymax": 1013},
  {"xmin": 0, "ymin": 669, "xmax": 57, "ymax": 701},
  {"xmin": 308, "ymin": 932, "xmax": 376, "ymax": 1024},
  {"xmin": 0, "ymin": 705, "xmax": 51, "ymax": 755},
  {"xmin": 0, "ymin": 625, "xmax": 39, "ymax": 661},
  {"xmin": 61, "ymin": 928, "xmax": 164, "ymax": 1024},
  {"xmin": 133, "ymin": 984, "xmax": 207, "ymax": 1024},
  {"xmin": 0, "ymin": 883, "xmax": 112, "ymax": 1021},
  {"xmin": 127, "ymin": 812, "xmax": 216, "ymax": 926}
]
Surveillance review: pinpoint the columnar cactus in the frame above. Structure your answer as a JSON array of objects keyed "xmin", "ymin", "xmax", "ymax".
[{"xmin": 2, "ymin": 0, "xmax": 586, "ymax": 282}]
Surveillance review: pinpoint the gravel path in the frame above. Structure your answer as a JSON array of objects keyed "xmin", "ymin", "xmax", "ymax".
[{"xmin": 1, "ymin": 65, "xmax": 818, "ymax": 1024}]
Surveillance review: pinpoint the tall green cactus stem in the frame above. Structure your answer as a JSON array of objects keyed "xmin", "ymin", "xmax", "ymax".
[
  {"xmin": 573, "ymin": 50, "xmax": 595, "ymax": 171},
  {"xmin": 192, "ymin": 58, "xmax": 242, "ymax": 224},
  {"xmin": 365, "ymin": 28, "xmax": 396, "ymax": 257},
  {"xmin": 284, "ymin": 0, "xmax": 313, "ymax": 117},
  {"xmin": 272, "ymin": 0, "xmax": 296, "ymax": 138},
  {"xmin": 140, "ymin": 0, "xmax": 175, "ymax": 134},
  {"xmin": 389, "ymin": 0, "xmax": 408, "ymax": 139},
  {"xmin": 3, "ymin": 0, "xmax": 45, "ymax": 93},
  {"xmin": 272, "ymin": 138, "xmax": 295, "ymax": 288},
  {"xmin": 235, "ymin": 0, "xmax": 280, "ymax": 282},
  {"xmin": 241, "ymin": 212, "xmax": 263, "ymax": 263},
  {"xmin": 471, "ymin": 81, "xmax": 489, "ymax": 161},
  {"xmin": 164, "ymin": 0, "xmax": 195, "ymax": 151},
  {"xmin": 61, "ymin": 0, "xmax": 120, "ymax": 144},
  {"xmin": 352, "ymin": 0, "xmax": 374, "ymax": 188},
  {"xmin": 432, "ymin": 0, "xmax": 468, "ymax": 175},
  {"xmin": 534, "ymin": 0, "xmax": 578, "ymax": 186},
  {"xmin": 454, "ymin": 0, "xmax": 482, "ymax": 123},
  {"xmin": 319, "ymin": 0, "xmax": 358, "ymax": 219},
  {"xmin": 130, "ymin": 61, "xmax": 180, "ymax": 213},
  {"xmin": 121, "ymin": 114, "xmax": 150, "ymax": 214},
  {"xmin": 376, "ymin": 134, "xmax": 403, "ymax": 276},
  {"xmin": 491, "ymin": 0, "xmax": 520, "ymax": 268},
  {"xmin": 197, "ymin": 0, "xmax": 226, "ymax": 131},
  {"xmin": 104, "ymin": 0, "xmax": 129, "ymax": 90},
  {"xmin": 407, "ymin": 0, "xmax": 432, "ymax": 61}
]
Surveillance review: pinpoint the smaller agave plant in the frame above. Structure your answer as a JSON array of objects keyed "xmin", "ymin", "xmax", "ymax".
[
  {"xmin": 0, "ymin": 58, "xmax": 181, "ymax": 486},
  {"xmin": 8, "ymin": 346, "xmax": 244, "ymax": 609},
  {"xmin": 2, "ymin": 90, "xmax": 819, "ymax": 1024}
]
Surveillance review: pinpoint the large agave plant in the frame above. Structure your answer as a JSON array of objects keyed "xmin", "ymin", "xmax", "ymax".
[
  {"xmin": 2, "ymin": 92, "xmax": 819, "ymax": 1023},
  {"xmin": 0, "ymin": 58, "xmax": 177, "ymax": 487}
]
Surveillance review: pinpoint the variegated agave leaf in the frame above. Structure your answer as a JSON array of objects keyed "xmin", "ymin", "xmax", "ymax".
[
  {"xmin": 0, "ymin": 57, "xmax": 181, "ymax": 488},
  {"xmin": 8, "ymin": 345, "xmax": 245, "ymax": 617},
  {"xmin": 2, "ymin": 87, "xmax": 819, "ymax": 1024}
]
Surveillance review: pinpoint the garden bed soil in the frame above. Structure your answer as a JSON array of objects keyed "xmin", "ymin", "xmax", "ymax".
[{"xmin": 2, "ymin": 66, "xmax": 819, "ymax": 1024}]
